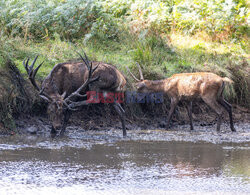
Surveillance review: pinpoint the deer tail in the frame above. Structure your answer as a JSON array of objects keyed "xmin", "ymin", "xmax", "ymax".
[{"xmin": 222, "ymin": 77, "xmax": 233, "ymax": 84}]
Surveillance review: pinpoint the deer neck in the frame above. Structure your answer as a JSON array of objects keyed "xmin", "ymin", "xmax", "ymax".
[{"xmin": 145, "ymin": 79, "xmax": 166, "ymax": 93}]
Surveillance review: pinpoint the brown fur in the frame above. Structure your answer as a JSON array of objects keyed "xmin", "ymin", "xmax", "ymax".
[
  {"xmin": 84, "ymin": 61, "xmax": 127, "ymax": 136},
  {"xmin": 42, "ymin": 61, "xmax": 88, "ymax": 96},
  {"xmin": 36, "ymin": 60, "xmax": 127, "ymax": 136},
  {"xmin": 87, "ymin": 61, "xmax": 126, "ymax": 92},
  {"xmin": 36, "ymin": 61, "xmax": 89, "ymax": 133},
  {"xmin": 134, "ymin": 72, "xmax": 236, "ymax": 132}
]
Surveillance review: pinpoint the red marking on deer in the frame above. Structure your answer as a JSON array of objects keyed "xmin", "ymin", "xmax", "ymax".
[
  {"xmin": 23, "ymin": 53, "xmax": 98, "ymax": 136},
  {"xmin": 24, "ymin": 52, "xmax": 127, "ymax": 136},
  {"xmin": 85, "ymin": 59, "xmax": 127, "ymax": 136}
]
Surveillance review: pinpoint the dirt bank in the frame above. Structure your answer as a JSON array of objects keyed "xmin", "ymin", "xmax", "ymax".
[
  {"xmin": 0, "ymin": 60, "xmax": 35, "ymax": 134},
  {"xmin": 12, "ymin": 101, "xmax": 250, "ymax": 144}
]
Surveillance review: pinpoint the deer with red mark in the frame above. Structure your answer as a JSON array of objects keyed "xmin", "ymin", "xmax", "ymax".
[
  {"xmin": 23, "ymin": 53, "xmax": 99, "ymax": 136},
  {"xmin": 127, "ymin": 64, "xmax": 236, "ymax": 132},
  {"xmin": 24, "ymin": 52, "xmax": 127, "ymax": 136},
  {"xmin": 65, "ymin": 55, "xmax": 127, "ymax": 136}
]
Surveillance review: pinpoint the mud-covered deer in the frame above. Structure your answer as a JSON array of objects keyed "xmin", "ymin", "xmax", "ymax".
[
  {"xmin": 24, "ymin": 52, "xmax": 127, "ymax": 136},
  {"xmin": 23, "ymin": 53, "xmax": 99, "ymax": 136},
  {"xmin": 127, "ymin": 64, "xmax": 236, "ymax": 132}
]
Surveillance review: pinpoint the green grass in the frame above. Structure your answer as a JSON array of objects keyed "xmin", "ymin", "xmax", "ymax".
[{"xmin": 0, "ymin": 30, "xmax": 249, "ymax": 107}]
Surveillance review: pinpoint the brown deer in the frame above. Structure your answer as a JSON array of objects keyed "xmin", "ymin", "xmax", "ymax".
[
  {"xmin": 91, "ymin": 64, "xmax": 126, "ymax": 134},
  {"xmin": 127, "ymin": 64, "xmax": 236, "ymax": 132},
  {"xmin": 23, "ymin": 53, "xmax": 99, "ymax": 136},
  {"xmin": 23, "ymin": 52, "xmax": 127, "ymax": 136},
  {"xmin": 71, "ymin": 56, "xmax": 127, "ymax": 136}
]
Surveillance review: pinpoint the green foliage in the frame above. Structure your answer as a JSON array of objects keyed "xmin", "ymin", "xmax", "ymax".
[
  {"xmin": 0, "ymin": 0, "xmax": 120, "ymax": 41},
  {"xmin": 0, "ymin": 0, "xmax": 248, "ymax": 41},
  {"xmin": 0, "ymin": 0, "xmax": 249, "ymax": 107}
]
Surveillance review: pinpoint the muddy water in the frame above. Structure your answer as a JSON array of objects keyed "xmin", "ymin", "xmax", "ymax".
[{"xmin": 0, "ymin": 127, "xmax": 250, "ymax": 195}]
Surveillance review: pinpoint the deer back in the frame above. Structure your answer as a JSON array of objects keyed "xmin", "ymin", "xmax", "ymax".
[
  {"xmin": 86, "ymin": 62, "xmax": 126, "ymax": 92},
  {"xmin": 42, "ymin": 61, "xmax": 88, "ymax": 96},
  {"xmin": 165, "ymin": 72, "xmax": 225, "ymax": 99}
]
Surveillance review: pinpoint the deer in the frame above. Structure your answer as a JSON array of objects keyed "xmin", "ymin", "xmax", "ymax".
[
  {"xmin": 76, "ymin": 55, "xmax": 127, "ymax": 136},
  {"xmin": 23, "ymin": 52, "xmax": 127, "ymax": 136},
  {"xmin": 23, "ymin": 53, "xmax": 99, "ymax": 136},
  {"xmin": 65, "ymin": 55, "xmax": 127, "ymax": 137},
  {"xmin": 127, "ymin": 63, "xmax": 236, "ymax": 132}
]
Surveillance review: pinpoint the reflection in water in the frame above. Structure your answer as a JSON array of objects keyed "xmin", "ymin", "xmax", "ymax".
[{"xmin": 0, "ymin": 135, "xmax": 249, "ymax": 194}]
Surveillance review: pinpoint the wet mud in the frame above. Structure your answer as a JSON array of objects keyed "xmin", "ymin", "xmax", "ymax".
[{"xmin": 15, "ymin": 108, "xmax": 250, "ymax": 144}]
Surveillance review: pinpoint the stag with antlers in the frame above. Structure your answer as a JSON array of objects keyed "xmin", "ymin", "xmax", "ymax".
[
  {"xmin": 23, "ymin": 53, "xmax": 99, "ymax": 136},
  {"xmin": 24, "ymin": 52, "xmax": 127, "ymax": 136},
  {"xmin": 127, "ymin": 64, "xmax": 236, "ymax": 132}
]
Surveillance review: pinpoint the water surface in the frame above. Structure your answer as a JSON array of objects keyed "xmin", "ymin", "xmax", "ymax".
[{"xmin": 0, "ymin": 128, "xmax": 249, "ymax": 195}]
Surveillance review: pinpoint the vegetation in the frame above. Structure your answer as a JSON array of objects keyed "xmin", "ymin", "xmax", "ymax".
[
  {"xmin": 0, "ymin": 0, "xmax": 249, "ymax": 130},
  {"xmin": 1, "ymin": 0, "xmax": 249, "ymax": 41}
]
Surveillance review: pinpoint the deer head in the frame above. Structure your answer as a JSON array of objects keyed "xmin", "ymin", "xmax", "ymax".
[
  {"xmin": 46, "ymin": 92, "xmax": 67, "ymax": 131},
  {"xmin": 127, "ymin": 63, "xmax": 155, "ymax": 93}
]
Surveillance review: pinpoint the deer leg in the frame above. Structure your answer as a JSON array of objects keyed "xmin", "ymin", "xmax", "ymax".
[
  {"xmin": 186, "ymin": 101, "xmax": 194, "ymax": 130},
  {"xmin": 173, "ymin": 108, "xmax": 180, "ymax": 122},
  {"xmin": 51, "ymin": 126, "xmax": 57, "ymax": 135},
  {"xmin": 202, "ymin": 97, "xmax": 224, "ymax": 132},
  {"xmin": 59, "ymin": 109, "xmax": 72, "ymax": 136},
  {"xmin": 166, "ymin": 98, "xmax": 179, "ymax": 130},
  {"xmin": 218, "ymin": 98, "xmax": 236, "ymax": 132},
  {"xmin": 112, "ymin": 102, "xmax": 127, "ymax": 137}
]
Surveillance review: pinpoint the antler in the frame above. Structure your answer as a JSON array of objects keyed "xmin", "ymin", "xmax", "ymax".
[
  {"xmin": 23, "ymin": 56, "xmax": 52, "ymax": 102},
  {"xmin": 126, "ymin": 62, "xmax": 144, "ymax": 81},
  {"xmin": 63, "ymin": 52, "xmax": 99, "ymax": 110},
  {"xmin": 137, "ymin": 62, "xmax": 144, "ymax": 80},
  {"xmin": 126, "ymin": 66, "xmax": 140, "ymax": 82}
]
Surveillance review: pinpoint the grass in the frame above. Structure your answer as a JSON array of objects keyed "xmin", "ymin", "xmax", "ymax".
[{"xmin": 0, "ymin": 30, "xmax": 249, "ymax": 106}]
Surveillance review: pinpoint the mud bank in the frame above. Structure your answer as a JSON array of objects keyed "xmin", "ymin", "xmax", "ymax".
[
  {"xmin": 13, "ymin": 111, "xmax": 250, "ymax": 144},
  {"xmin": 13, "ymin": 92, "xmax": 250, "ymax": 144}
]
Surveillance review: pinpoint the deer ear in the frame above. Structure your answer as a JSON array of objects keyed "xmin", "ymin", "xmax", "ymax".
[{"xmin": 61, "ymin": 91, "xmax": 67, "ymax": 99}]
